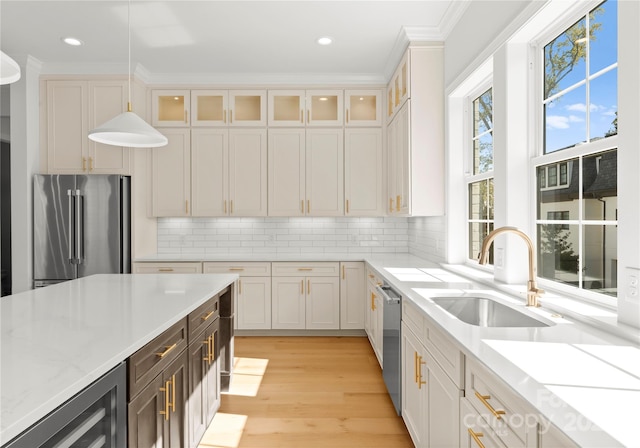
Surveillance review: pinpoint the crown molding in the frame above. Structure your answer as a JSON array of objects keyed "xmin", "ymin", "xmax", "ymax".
[
  {"xmin": 383, "ymin": 26, "xmax": 445, "ymax": 82},
  {"xmin": 439, "ymin": 0, "xmax": 472, "ymax": 40},
  {"xmin": 136, "ymin": 71, "xmax": 387, "ymax": 86}
]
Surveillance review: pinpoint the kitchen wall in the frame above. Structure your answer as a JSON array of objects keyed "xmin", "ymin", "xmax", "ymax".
[
  {"xmin": 157, "ymin": 217, "xmax": 410, "ymax": 255},
  {"xmin": 408, "ymin": 216, "xmax": 447, "ymax": 263}
]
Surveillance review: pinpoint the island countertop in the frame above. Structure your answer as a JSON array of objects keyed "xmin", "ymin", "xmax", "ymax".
[{"xmin": 0, "ymin": 273, "xmax": 237, "ymax": 445}]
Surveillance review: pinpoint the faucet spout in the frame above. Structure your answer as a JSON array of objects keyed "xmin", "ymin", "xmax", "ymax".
[{"xmin": 478, "ymin": 226, "xmax": 544, "ymax": 307}]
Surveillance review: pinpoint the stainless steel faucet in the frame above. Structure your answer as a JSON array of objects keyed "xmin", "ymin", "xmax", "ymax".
[{"xmin": 478, "ymin": 226, "xmax": 544, "ymax": 307}]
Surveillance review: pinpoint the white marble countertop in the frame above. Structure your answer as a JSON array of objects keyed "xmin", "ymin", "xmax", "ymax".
[
  {"xmin": 363, "ymin": 258, "xmax": 640, "ymax": 448},
  {"xmin": 0, "ymin": 273, "xmax": 237, "ymax": 446}
]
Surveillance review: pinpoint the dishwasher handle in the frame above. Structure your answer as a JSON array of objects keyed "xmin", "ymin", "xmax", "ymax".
[{"xmin": 376, "ymin": 284, "xmax": 401, "ymax": 304}]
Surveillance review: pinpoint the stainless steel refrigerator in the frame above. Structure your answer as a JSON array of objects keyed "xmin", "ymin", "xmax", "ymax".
[{"xmin": 33, "ymin": 175, "xmax": 131, "ymax": 287}]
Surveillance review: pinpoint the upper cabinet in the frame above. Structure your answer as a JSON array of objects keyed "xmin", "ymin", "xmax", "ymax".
[
  {"xmin": 387, "ymin": 45, "xmax": 445, "ymax": 217},
  {"xmin": 43, "ymin": 79, "xmax": 130, "ymax": 175},
  {"xmin": 267, "ymin": 90, "xmax": 343, "ymax": 127},
  {"xmin": 152, "ymin": 89, "xmax": 266, "ymax": 127},
  {"xmin": 345, "ymin": 90, "xmax": 382, "ymax": 127}
]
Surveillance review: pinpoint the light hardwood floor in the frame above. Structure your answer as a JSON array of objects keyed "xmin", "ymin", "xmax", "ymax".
[{"xmin": 198, "ymin": 336, "xmax": 413, "ymax": 448}]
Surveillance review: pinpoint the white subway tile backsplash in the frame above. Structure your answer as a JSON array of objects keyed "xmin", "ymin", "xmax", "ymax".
[{"xmin": 157, "ymin": 217, "xmax": 411, "ymax": 255}]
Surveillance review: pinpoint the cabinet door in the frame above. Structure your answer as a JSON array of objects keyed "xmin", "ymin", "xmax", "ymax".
[
  {"xmin": 345, "ymin": 90, "xmax": 382, "ymax": 127},
  {"xmin": 191, "ymin": 129, "xmax": 229, "ymax": 216},
  {"xmin": 340, "ymin": 262, "xmax": 365, "ymax": 329},
  {"xmin": 306, "ymin": 276, "xmax": 340, "ymax": 330},
  {"xmin": 268, "ymin": 129, "xmax": 306, "ymax": 216},
  {"xmin": 426, "ymin": 350, "xmax": 461, "ymax": 448},
  {"xmin": 365, "ymin": 285, "xmax": 375, "ymax": 342},
  {"xmin": 306, "ymin": 90, "xmax": 343, "ymax": 126},
  {"xmin": 152, "ymin": 129, "xmax": 191, "ymax": 217},
  {"xmin": 272, "ymin": 277, "xmax": 305, "ymax": 329},
  {"xmin": 204, "ymin": 319, "xmax": 220, "ymax": 423},
  {"xmin": 344, "ymin": 128, "xmax": 383, "ymax": 216},
  {"xmin": 229, "ymin": 90, "xmax": 266, "ymax": 126},
  {"xmin": 188, "ymin": 330, "xmax": 209, "ymax": 447},
  {"xmin": 237, "ymin": 277, "xmax": 272, "ymax": 330},
  {"xmin": 46, "ymin": 80, "xmax": 87, "ymax": 173},
  {"xmin": 374, "ymin": 294, "xmax": 384, "ymax": 365},
  {"xmin": 128, "ymin": 374, "xmax": 164, "ymax": 448},
  {"xmin": 152, "ymin": 90, "xmax": 190, "ymax": 127},
  {"xmin": 306, "ymin": 129, "xmax": 344, "ymax": 216},
  {"xmin": 395, "ymin": 103, "xmax": 410, "ymax": 215},
  {"xmin": 386, "ymin": 112, "xmax": 397, "ymax": 215},
  {"xmin": 401, "ymin": 323, "xmax": 426, "ymax": 447},
  {"xmin": 88, "ymin": 81, "xmax": 130, "ymax": 174},
  {"xmin": 229, "ymin": 129, "xmax": 267, "ymax": 216},
  {"xmin": 163, "ymin": 350, "xmax": 188, "ymax": 448},
  {"xmin": 268, "ymin": 90, "xmax": 305, "ymax": 127},
  {"xmin": 191, "ymin": 90, "xmax": 228, "ymax": 127}
]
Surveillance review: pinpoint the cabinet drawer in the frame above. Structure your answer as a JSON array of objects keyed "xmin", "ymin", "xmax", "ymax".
[
  {"xmin": 272, "ymin": 262, "xmax": 339, "ymax": 277},
  {"xmin": 366, "ymin": 266, "xmax": 382, "ymax": 286},
  {"xmin": 128, "ymin": 318, "xmax": 188, "ymax": 400},
  {"xmin": 203, "ymin": 262, "xmax": 271, "ymax": 277},
  {"xmin": 460, "ymin": 397, "xmax": 507, "ymax": 448},
  {"xmin": 402, "ymin": 298, "xmax": 424, "ymax": 338},
  {"xmin": 188, "ymin": 295, "xmax": 220, "ymax": 340},
  {"xmin": 466, "ymin": 358, "xmax": 536, "ymax": 448},
  {"xmin": 133, "ymin": 262, "xmax": 202, "ymax": 274},
  {"xmin": 423, "ymin": 318, "xmax": 464, "ymax": 388}
]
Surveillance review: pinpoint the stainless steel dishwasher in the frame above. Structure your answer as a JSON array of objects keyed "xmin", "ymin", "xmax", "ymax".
[{"xmin": 377, "ymin": 282, "xmax": 402, "ymax": 415}]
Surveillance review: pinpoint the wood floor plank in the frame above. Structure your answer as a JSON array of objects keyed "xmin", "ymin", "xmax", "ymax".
[{"xmin": 199, "ymin": 336, "xmax": 413, "ymax": 447}]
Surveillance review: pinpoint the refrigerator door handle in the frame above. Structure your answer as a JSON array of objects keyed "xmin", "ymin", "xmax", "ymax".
[
  {"xmin": 67, "ymin": 189, "xmax": 75, "ymax": 263},
  {"xmin": 75, "ymin": 190, "xmax": 84, "ymax": 263}
]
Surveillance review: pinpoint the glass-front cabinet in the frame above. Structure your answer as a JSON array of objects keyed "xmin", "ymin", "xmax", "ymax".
[
  {"xmin": 386, "ymin": 52, "xmax": 409, "ymax": 122},
  {"xmin": 152, "ymin": 89, "xmax": 266, "ymax": 127},
  {"xmin": 345, "ymin": 90, "xmax": 382, "ymax": 127},
  {"xmin": 268, "ymin": 90, "xmax": 343, "ymax": 127}
]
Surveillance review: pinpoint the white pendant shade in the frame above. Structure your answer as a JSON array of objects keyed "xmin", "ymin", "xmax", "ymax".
[
  {"xmin": 0, "ymin": 51, "xmax": 21, "ymax": 85},
  {"xmin": 88, "ymin": 110, "xmax": 168, "ymax": 148}
]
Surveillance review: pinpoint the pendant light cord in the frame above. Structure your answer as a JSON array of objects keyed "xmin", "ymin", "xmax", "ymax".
[{"xmin": 127, "ymin": 0, "xmax": 132, "ymax": 112}]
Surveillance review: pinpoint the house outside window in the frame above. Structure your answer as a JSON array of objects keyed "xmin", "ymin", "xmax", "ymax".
[
  {"xmin": 536, "ymin": 0, "xmax": 617, "ymax": 298},
  {"xmin": 468, "ymin": 88, "xmax": 494, "ymax": 262}
]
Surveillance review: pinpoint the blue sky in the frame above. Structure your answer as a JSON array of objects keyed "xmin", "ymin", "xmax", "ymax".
[{"xmin": 544, "ymin": 0, "xmax": 618, "ymax": 153}]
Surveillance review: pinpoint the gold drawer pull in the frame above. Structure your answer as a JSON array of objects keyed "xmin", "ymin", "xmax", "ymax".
[
  {"xmin": 389, "ymin": 198, "xmax": 393, "ymax": 213},
  {"xmin": 468, "ymin": 428, "xmax": 485, "ymax": 448},
  {"xmin": 201, "ymin": 310, "xmax": 214, "ymax": 321},
  {"xmin": 396, "ymin": 195, "xmax": 400, "ymax": 212},
  {"xmin": 298, "ymin": 268, "xmax": 313, "ymax": 271},
  {"xmin": 156, "ymin": 343, "xmax": 177, "ymax": 358},
  {"xmin": 475, "ymin": 391, "xmax": 506, "ymax": 419},
  {"xmin": 229, "ymin": 267, "xmax": 245, "ymax": 271},
  {"xmin": 307, "ymin": 279, "xmax": 311, "ymax": 294},
  {"xmin": 159, "ymin": 379, "xmax": 171, "ymax": 420},
  {"xmin": 158, "ymin": 268, "xmax": 174, "ymax": 272}
]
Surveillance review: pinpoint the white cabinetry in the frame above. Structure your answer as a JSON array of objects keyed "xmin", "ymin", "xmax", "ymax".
[
  {"xmin": 268, "ymin": 128, "xmax": 343, "ymax": 216},
  {"xmin": 345, "ymin": 89, "xmax": 382, "ymax": 127},
  {"xmin": 203, "ymin": 262, "xmax": 271, "ymax": 330},
  {"xmin": 271, "ymin": 262, "xmax": 340, "ymax": 330},
  {"xmin": 386, "ymin": 45, "xmax": 444, "ymax": 217},
  {"xmin": 44, "ymin": 79, "xmax": 130, "ymax": 174},
  {"xmin": 268, "ymin": 90, "xmax": 343, "ymax": 127},
  {"xmin": 191, "ymin": 129, "xmax": 228, "ymax": 216},
  {"xmin": 152, "ymin": 128, "xmax": 191, "ymax": 217},
  {"xmin": 133, "ymin": 262, "xmax": 203, "ymax": 273},
  {"xmin": 365, "ymin": 266, "xmax": 383, "ymax": 366},
  {"xmin": 228, "ymin": 129, "xmax": 268, "ymax": 216},
  {"xmin": 344, "ymin": 128, "xmax": 384, "ymax": 216},
  {"xmin": 401, "ymin": 298, "xmax": 463, "ymax": 448},
  {"xmin": 339, "ymin": 262, "xmax": 365, "ymax": 329}
]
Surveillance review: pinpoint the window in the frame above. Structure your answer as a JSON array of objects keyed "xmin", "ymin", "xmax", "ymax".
[
  {"xmin": 536, "ymin": 0, "xmax": 618, "ymax": 298},
  {"xmin": 468, "ymin": 88, "xmax": 494, "ymax": 262}
]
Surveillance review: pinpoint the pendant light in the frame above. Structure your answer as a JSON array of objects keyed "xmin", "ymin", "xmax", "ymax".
[
  {"xmin": 0, "ymin": 51, "xmax": 21, "ymax": 85},
  {"xmin": 88, "ymin": 0, "xmax": 167, "ymax": 148}
]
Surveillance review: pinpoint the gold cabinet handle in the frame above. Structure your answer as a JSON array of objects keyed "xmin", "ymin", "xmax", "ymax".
[
  {"xmin": 202, "ymin": 337, "xmax": 211, "ymax": 362},
  {"xmin": 184, "ymin": 110, "xmax": 188, "ymax": 123},
  {"xmin": 468, "ymin": 428, "xmax": 486, "ymax": 448},
  {"xmin": 474, "ymin": 391, "xmax": 506, "ymax": 419},
  {"xmin": 201, "ymin": 310, "xmax": 214, "ymax": 321},
  {"xmin": 368, "ymin": 273, "xmax": 374, "ymax": 279},
  {"xmin": 159, "ymin": 379, "xmax": 171, "ymax": 420},
  {"xmin": 224, "ymin": 200, "xmax": 227, "ymax": 214},
  {"xmin": 307, "ymin": 110, "xmax": 310, "ymax": 123},
  {"xmin": 298, "ymin": 267, "xmax": 313, "ymax": 271},
  {"xmin": 307, "ymin": 199, "xmax": 310, "ymax": 214},
  {"xmin": 371, "ymin": 292, "xmax": 376, "ymax": 311},
  {"xmin": 307, "ymin": 279, "xmax": 311, "ymax": 294},
  {"xmin": 156, "ymin": 343, "xmax": 177, "ymax": 358},
  {"xmin": 346, "ymin": 199, "xmax": 349, "ymax": 214},
  {"xmin": 229, "ymin": 267, "xmax": 245, "ymax": 271},
  {"xmin": 342, "ymin": 265, "xmax": 345, "ymax": 280},
  {"xmin": 239, "ymin": 279, "xmax": 242, "ymax": 294},
  {"xmin": 301, "ymin": 200, "xmax": 304, "ymax": 214},
  {"xmin": 396, "ymin": 195, "xmax": 400, "ymax": 212},
  {"xmin": 82, "ymin": 157, "xmax": 87, "ymax": 171},
  {"xmin": 389, "ymin": 198, "xmax": 393, "ymax": 213},
  {"xmin": 185, "ymin": 200, "xmax": 189, "ymax": 214},
  {"xmin": 230, "ymin": 110, "xmax": 233, "ymax": 124},
  {"xmin": 210, "ymin": 333, "xmax": 215, "ymax": 365},
  {"xmin": 224, "ymin": 109, "xmax": 227, "ymax": 123},
  {"xmin": 417, "ymin": 355, "xmax": 426, "ymax": 389},
  {"xmin": 346, "ymin": 109, "xmax": 349, "ymax": 124},
  {"xmin": 159, "ymin": 268, "xmax": 174, "ymax": 272},
  {"xmin": 230, "ymin": 200, "xmax": 234, "ymax": 214},
  {"xmin": 170, "ymin": 374, "xmax": 176, "ymax": 413},
  {"xmin": 89, "ymin": 157, "xmax": 94, "ymax": 172},
  {"xmin": 301, "ymin": 280, "xmax": 304, "ymax": 294}
]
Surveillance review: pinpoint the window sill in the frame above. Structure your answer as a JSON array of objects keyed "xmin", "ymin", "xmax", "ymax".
[{"xmin": 441, "ymin": 263, "xmax": 640, "ymax": 344}]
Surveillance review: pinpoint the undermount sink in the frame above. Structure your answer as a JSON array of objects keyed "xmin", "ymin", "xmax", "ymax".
[{"xmin": 431, "ymin": 296, "xmax": 550, "ymax": 327}]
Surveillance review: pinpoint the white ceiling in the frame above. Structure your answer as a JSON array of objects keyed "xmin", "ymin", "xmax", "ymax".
[{"xmin": 0, "ymin": 1, "xmax": 467, "ymax": 85}]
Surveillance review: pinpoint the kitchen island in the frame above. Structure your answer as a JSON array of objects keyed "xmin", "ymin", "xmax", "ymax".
[{"xmin": 0, "ymin": 273, "xmax": 237, "ymax": 446}]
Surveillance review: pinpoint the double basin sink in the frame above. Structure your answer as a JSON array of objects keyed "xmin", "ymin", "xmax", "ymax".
[{"xmin": 430, "ymin": 296, "xmax": 551, "ymax": 327}]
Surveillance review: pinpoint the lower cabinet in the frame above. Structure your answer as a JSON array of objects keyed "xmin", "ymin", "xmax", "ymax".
[
  {"xmin": 401, "ymin": 300, "xmax": 463, "ymax": 448},
  {"xmin": 133, "ymin": 262, "xmax": 203, "ymax": 274},
  {"xmin": 365, "ymin": 266, "xmax": 383, "ymax": 366},
  {"xmin": 188, "ymin": 318, "xmax": 220, "ymax": 448},
  {"xmin": 128, "ymin": 350, "xmax": 189, "ymax": 448},
  {"xmin": 339, "ymin": 261, "xmax": 365, "ymax": 329}
]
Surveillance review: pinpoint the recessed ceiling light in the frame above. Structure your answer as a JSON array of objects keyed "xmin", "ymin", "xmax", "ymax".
[
  {"xmin": 62, "ymin": 37, "xmax": 83, "ymax": 46},
  {"xmin": 317, "ymin": 37, "xmax": 333, "ymax": 46}
]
